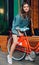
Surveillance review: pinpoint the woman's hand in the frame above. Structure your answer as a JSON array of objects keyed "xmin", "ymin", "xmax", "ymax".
[
  {"xmin": 31, "ymin": 30, "xmax": 35, "ymax": 36},
  {"xmin": 18, "ymin": 31, "xmax": 24, "ymax": 36}
]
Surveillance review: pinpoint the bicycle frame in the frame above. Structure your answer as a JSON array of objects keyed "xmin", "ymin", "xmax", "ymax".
[
  {"xmin": 16, "ymin": 35, "xmax": 39, "ymax": 54},
  {"xmin": 8, "ymin": 31, "xmax": 39, "ymax": 54}
]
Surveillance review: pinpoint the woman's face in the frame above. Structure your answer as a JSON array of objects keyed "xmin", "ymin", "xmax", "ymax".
[{"xmin": 23, "ymin": 4, "xmax": 29, "ymax": 13}]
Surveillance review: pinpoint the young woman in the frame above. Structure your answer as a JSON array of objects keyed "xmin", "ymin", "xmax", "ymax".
[{"xmin": 7, "ymin": 2, "xmax": 34, "ymax": 64}]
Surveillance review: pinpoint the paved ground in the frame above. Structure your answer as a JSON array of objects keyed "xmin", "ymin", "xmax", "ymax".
[{"xmin": 0, "ymin": 51, "xmax": 39, "ymax": 65}]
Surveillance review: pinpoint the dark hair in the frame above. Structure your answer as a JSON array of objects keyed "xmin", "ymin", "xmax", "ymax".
[{"xmin": 20, "ymin": 2, "xmax": 31, "ymax": 19}]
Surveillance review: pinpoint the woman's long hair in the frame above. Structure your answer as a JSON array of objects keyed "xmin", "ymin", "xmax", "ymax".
[{"xmin": 20, "ymin": 2, "xmax": 31, "ymax": 19}]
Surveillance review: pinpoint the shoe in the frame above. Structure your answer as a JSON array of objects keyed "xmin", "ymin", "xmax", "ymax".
[
  {"xmin": 7, "ymin": 55, "xmax": 12, "ymax": 64},
  {"xmin": 25, "ymin": 55, "xmax": 34, "ymax": 61}
]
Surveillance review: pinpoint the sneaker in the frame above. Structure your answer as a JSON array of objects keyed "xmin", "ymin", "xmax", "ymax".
[
  {"xmin": 25, "ymin": 55, "xmax": 34, "ymax": 61},
  {"xmin": 7, "ymin": 55, "xmax": 12, "ymax": 64}
]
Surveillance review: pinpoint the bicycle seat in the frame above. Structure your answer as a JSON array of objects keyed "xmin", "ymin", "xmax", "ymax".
[{"xmin": 16, "ymin": 27, "xmax": 29, "ymax": 32}]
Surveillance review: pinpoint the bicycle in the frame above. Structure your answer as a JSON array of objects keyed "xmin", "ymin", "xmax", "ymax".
[{"xmin": 7, "ymin": 27, "xmax": 38, "ymax": 61}]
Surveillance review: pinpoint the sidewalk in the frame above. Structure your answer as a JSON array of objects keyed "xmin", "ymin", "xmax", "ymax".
[{"xmin": 0, "ymin": 51, "xmax": 39, "ymax": 65}]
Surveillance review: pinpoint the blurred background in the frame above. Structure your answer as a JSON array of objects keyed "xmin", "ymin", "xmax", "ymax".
[{"xmin": 0, "ymin": 0, "xmax": 39, "ymax": 35}]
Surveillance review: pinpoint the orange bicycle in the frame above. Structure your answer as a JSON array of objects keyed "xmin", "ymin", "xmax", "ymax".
[{"xmin": 7, "ymin": 27, "xmax": 39, "ymax": 60}]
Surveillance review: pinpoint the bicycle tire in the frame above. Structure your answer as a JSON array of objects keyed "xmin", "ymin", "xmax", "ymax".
[{"xmin": 7, "ymin": 37, "xmax": 26, "ymax": 60}]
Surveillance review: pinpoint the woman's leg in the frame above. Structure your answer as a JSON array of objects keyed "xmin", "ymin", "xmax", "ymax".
[
  {"xmin": 9, "ymin": 34, "xmax": 18, "ymax": 58},
  {"xmin": 7, "ymin": 34, "xmax": 18, "ymax": 64}
]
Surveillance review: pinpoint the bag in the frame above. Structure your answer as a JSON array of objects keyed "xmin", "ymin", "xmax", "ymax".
[{"xmin": 34, "ymin": 28, "xmax": 39, "ymax": 36}]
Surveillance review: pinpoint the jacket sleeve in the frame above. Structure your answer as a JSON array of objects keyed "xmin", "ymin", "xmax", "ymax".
[{"xmin": 11, "ymin": 15, "xmax": 20, "ymax": 34}]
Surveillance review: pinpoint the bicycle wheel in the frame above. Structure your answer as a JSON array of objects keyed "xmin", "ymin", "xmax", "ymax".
[{"xmin": 7, "ymin": 37, "xmax": 26, "ymax": 61}]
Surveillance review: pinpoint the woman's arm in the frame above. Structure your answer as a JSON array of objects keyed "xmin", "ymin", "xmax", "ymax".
[
  {"xmin": 12, "ymin": 15, "xmax": 20, "ymax": 31},
  {"xmin": 31, "ymin": 19, "xmax": 35, "ymax": 35},
  {"xmin": 11, "ymin": 15, "xmax": 24, "ymax": 36}
]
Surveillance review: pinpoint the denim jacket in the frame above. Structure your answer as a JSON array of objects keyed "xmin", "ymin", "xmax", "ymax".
[{"xmin": 12, "ymin": 14, "xmax": 31, "ymax": 35}]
